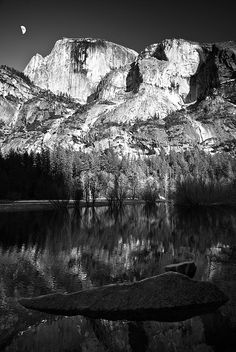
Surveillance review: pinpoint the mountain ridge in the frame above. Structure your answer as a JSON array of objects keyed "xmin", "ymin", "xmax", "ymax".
[
  {"xmin": 0, "ymin": 37, "xmax": 235, "ymax": 156},
  {"xmin": 24, "ymin": 37, "xmax": 138, "ymax": 104}
]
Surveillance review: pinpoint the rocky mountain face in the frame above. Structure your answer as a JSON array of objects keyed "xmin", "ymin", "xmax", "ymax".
[
  {"xmin": 24, "ymin": 38, "xmax": 138, "ymax": 104},
  {"xmin": 0, "ymin": 66, "xmax": 78, "ymax": 153},
  {"xmin": 0, "ymin": 38, "xmax": 235, "ymax": 155}
]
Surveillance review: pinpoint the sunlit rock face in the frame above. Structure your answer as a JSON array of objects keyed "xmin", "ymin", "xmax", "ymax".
[
  {"xmin": 0, "ymin": 39, "xmax": 236, "ymax": 155},
  {"xmin": 85, "ymin": 39, "xmax": 202, "ymax": 127},
  {"xmin": 87, "ymin": 39, "xmax": 236, "ymax": 153},
  {"xmin": 91, "ymin": 39, "xmax": 201, "ymax": 118},
  {"xmin": 134, "ymin": 39, "xmax": 201, "ymax": 102},
  {"xmin": 92, "ymin": 65, "xmax": 131, "ymax": 103},
  {"xmin": 113, "ymin": 38, "xmax": 203, "ymax": 124},
  {"xmin": 0, "ymin": 66, "xmax": 37, "ymax": 101},
  {"xmin": 0, "ymin": 65, "xmax": 78, "ymax": 154},
  {"xmin": 165, "ymin": 93, "xmax": 236, "ymax": 152},
  {"xmin": 0, "ymin": 66, "xmax": 38, "ymax": 127},
  {"xmin": 24, "ymin": 38, "xmax": 138, "ymax": 104},
  {"xmin": 93, "ymin": 39, "xmax": 208, "ymax": 123},
  {"xmin": 124, "ymin": 39, "xmax": 236, "ymax": 118}
]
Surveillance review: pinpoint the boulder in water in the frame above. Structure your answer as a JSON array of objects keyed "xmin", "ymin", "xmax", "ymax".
[{"xmin": 19, "ymin": 272, "xmax": 228, "ymax": 322}]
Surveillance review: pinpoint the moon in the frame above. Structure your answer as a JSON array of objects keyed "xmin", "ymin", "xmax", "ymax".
[{"xmin": 20, "ymin": 25, "xmax": 26, "ymax": 35}]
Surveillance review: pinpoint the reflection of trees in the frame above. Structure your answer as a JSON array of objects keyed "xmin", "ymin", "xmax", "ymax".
[
  {"xmin": 173, "ymin": 207, "xmax": 236, "ymax": 252},
  {"xmin": 3, "ymin": 316, "xmax": 92, "ymax": 352},
  {"xmin": 1, "ymin": 205, "xmax": 236, "ymax": 350},
  {"xmin": 1, "ymin": 205, "xmax": 236, "ymax": 296}
]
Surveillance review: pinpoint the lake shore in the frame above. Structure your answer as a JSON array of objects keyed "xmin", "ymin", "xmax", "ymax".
[
  {"xmin": 1, "ymin": 199, "xmax": 235, "ymax": 212},
  {"xmin": 0, "ymin": 199, "xmax": 165, "ymax": 212}
]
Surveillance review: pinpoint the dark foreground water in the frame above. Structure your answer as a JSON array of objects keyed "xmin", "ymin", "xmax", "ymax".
[{"xmin": 0, "ymin": 204, "xmax": 236, "ymax": 352}]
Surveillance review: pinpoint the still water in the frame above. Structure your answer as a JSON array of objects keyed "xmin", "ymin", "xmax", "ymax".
[{"xmin": 0, "ymin": 204, "xmax": 236, "ymax": 352}]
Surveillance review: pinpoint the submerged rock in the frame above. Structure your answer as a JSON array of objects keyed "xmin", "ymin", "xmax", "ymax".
[
  {"xmin": 165, "ymin": 261, "xmax": 197, "ymax": 278},
  {"xmin": 19, "ymin": 272, "xmax": 228, "ymax": 322}
]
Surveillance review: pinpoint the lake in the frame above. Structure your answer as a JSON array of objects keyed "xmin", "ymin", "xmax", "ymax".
[{"xmin": 0, "ymin": 204, "xmax": 236, "ymax": 352}]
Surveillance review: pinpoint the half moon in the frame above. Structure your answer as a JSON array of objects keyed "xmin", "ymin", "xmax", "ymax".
[{"xmin": 20, "ymin": 25, "xmax": 26, "ymax": 35}]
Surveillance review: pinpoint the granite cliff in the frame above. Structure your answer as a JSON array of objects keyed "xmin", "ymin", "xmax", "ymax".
[
  {"xmin": 0, "ymin": 38, "xmax": 235, "ymax": 155},
  {"xmin": 24, "ymin": 38, "xmax": 138, "ymax": 104}
]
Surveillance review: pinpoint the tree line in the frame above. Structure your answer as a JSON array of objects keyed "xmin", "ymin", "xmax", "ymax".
[{"xmin": 0, "ymin": 147, "xmax": 236, "ymax": 202}]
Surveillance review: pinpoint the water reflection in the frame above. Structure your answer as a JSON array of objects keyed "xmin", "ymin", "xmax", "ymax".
[{"xmin": 0, "ymin": 205, "xmax": 236, "ymax": 351}]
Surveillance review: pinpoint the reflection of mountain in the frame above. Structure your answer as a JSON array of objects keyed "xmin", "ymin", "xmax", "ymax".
[
  {"xmin": 173, "ymin": 207, "xmax": 236, "ymax": 251},
  {"xmin": 3, "ymin": 316, "xmax": 109, "ymax": 352},
  {"xmin": 1, "ymin": 205, "xmax": 236, "ymax": 350},
  {"xmin": 1, "ymin": 205, "xmax": 236, "ymax": 293}
]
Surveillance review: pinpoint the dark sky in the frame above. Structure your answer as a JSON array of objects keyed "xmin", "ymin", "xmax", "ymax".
[{"xmin": 0, "ymin": 0, "xmax": 235, "ymax": 71}]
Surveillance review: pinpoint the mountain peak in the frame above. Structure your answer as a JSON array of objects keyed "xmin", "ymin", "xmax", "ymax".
[
  {"xmin": 0, "ymin": 38, "xmax": 235, "ymax": 155},
  {"xmin": 24, "ymin": 38, "xmax": 138, "ymax": 103}
]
